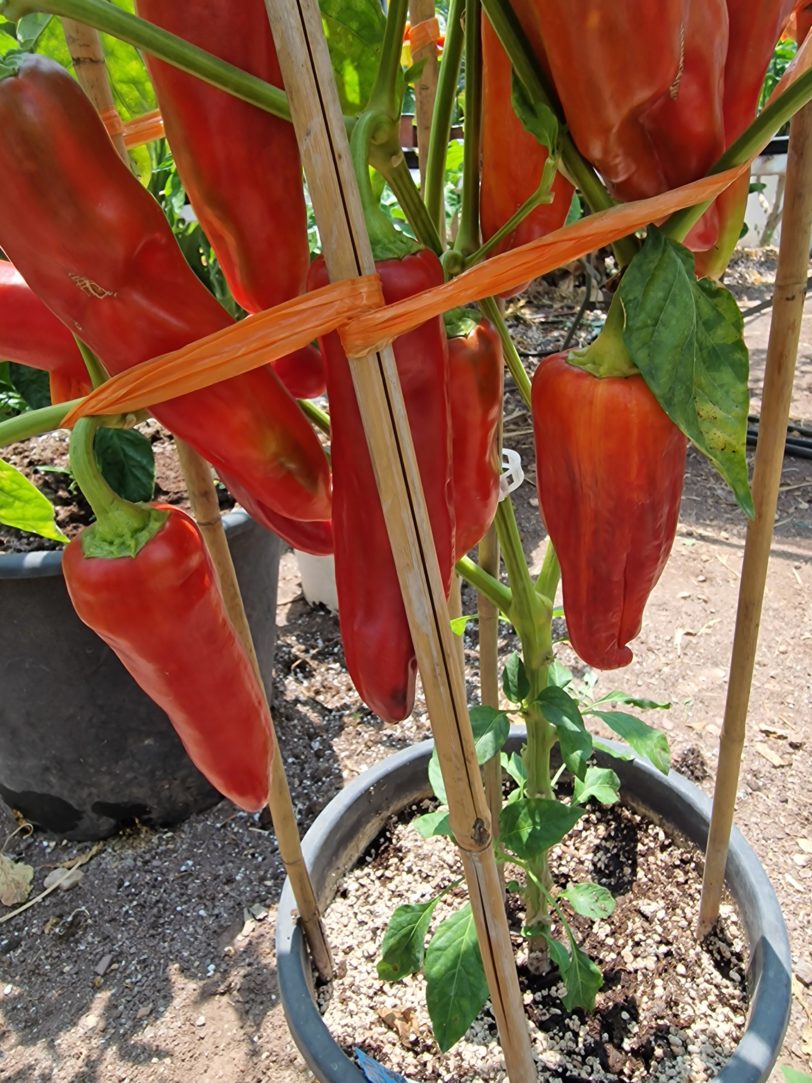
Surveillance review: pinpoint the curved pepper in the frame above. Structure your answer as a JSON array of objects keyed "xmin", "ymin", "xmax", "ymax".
[
  {"xmin": 135, "ymin": 0, "xmax": 308, "ymax": 315},
  {"xmin": 479, "ymin": 15, "xmax": 574, "ymax": 259},
  {"xmin": 272, "ymin": 344, "xmax": 328, "ymax": 401},
  {"xmin": 531, "ymin": 352, "xmax": 687, "ymax": 669},
  {"xmin": 63, "ymin": 488, "xmax": 273, "ymax": 812},
  {"xmin": 449, "ymin": 319, "xmax": 503, "ymax": 559},
  {"xmin": 309, "ymin": 250, "xmax": 453, "ymax": 722},
  {"xmin": 219, "ymin": 468, "xmax": 334, "ymax": 556},
  {"xmin": 0, "ymin": 261, "xmax": 91, "ymax": 403},
  {"xmin": 0, "ymin": 54, "xmax": 330, "ymax": 525}
]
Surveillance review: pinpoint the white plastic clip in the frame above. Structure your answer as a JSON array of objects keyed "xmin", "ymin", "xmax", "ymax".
[{"xmin": 499, "ymin": 447, "xmax": 524, "ymax": 500}]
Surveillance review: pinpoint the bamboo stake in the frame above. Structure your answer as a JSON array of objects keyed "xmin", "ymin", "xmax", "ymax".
[
  {"xmin": 409, "ymin": 0, "xmax": 440, "ymax": 186},
  {"xmin": 65, "ymin": 23, "xmax": 333, "ymax": 979},
  {"xmin": 264, "ymin": 2, "xmax": 536, "ymax": 1077},
  {"xmin": 449, "ymin": 574, "xmax": 466, "ymax": 671},
  {"xmin": 698, "ymin": 100, "xmax": 812, "ymax": 937}
]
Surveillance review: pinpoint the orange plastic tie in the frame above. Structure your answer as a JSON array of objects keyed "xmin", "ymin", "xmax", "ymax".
[
  {"xmin": 408, "ymin": 17, "xmax": 441, "ymax": 53},
  {"xmin": 61, "ymin": 275, "xmax": 384, "ymax": 426},
  {"xmin": 99, "ymin": 106, "xmax": 125, "ymax": 138},
  {"xmin": 123, "ymin": 109, "xmax": 166, "ymax": 149}
]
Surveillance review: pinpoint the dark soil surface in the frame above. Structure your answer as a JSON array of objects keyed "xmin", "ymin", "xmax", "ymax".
[{"xmin": 0, "ymin": 250, "xmax": 811, "ymax": 1082}]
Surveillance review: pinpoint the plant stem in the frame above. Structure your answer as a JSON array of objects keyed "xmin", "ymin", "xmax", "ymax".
[
  {"xmin": 75, "ymin": 338, "xmax": 108, "ymax": 389},
  {"xmin": 383, "ymin": 157, "xmax": 444, "ymax": 254},
  {"xmin": 466, "ymin": 157, "xmax": 557, "ymax": 266},
  {"xmin": 299, "ymin": 398, "xmax": 330, "ymax": 437},
  {"xmin": 480, "ymin": 296, "xmax": 532, "ymax": 406},
  {"xmin": 0, "ymin": 399, "xmax": 81, "ymax": 449},
  {"xmin": 424, "ymin": 0, "xmax": 465, "ymax": 238},
  {"xmin": 535, "ymin": 537, "xmax": 561, "ymax": 601},
  {"xmin": 455, "ymin": 554, "xmax": 512, "ymax": 614},
  {"xmin": 368, "ymin": 0, "xmax": 410, "ymax": 118},
  {"xmin": 454, "ymin": 0, "xmax": 483, "ymax": 258},
  {"xmin": 0, "ymin": 0, "xmax": 291, "ymax": 120},
  {"xmin": 351, "ymin": 111, "xmax": 415, "ymax": 259}
]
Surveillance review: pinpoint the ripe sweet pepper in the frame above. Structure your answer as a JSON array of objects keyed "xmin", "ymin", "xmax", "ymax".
[
  {"xmin": 0, "ymin": 260, "xmax": 91, "ymax": 404},
  {"xmin": 309, "ymin": 249, "xmax": 453, "ymax": 722},
  {"xmin": 0, "ymin": 54, "xmax": 330, "ymax": 526},
  {"xmin": 532, "ymin": 352, "xmax": 687, "ymax": 669},
  {"xmin": 63, "ymin": 421, "xmax": 273, "ymax": 811}
]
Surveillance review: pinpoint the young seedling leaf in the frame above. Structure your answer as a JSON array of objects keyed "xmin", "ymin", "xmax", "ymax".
[
  {"xmin": 537, "ymin": 686, "xmax": 593, "ymax": 780},
  {"xmin": 95, "ymin": 428, "xmax": 156, "ymax": 505},
  {"xmin": 0, "ymin": 459, "xmax": 66, "ymax": 543},
  {"xmin": 427, "ymin": 750, "xmax": 447, "ymax": 804},
  {"xmin": 573, "ymin": 766, "xmax": 621, "ymax": 807},
  {"xmin": 499, "ymin": 797, "xmax": 583, "ymax": 861},
  {"xmin": 590, "ymin": 711, "xmax": 671, "ymax": 775},
  {"xmin": 561, "ymin": 882, "xmax": 616, "ymax": 921},
  {"xmin": 413, "ymin": 811, "xmax": 453, "ymax": 840},
  {"xmin": 619, "ymin": 227, "xmax": 753, "ymax": 516},
  {"xmin": 377, "ymin": 897, "xmax": 441, "ymax": 982},
  {"xmin": 469, "ymin": 706, "xmax": 510, "ymax": 764},
  {"xmin": 424, "ymin": 904, "xmax": 489, "ymax": 1051},
  {"xmin": 502, "ymin": 652, "xmax": 529, "ymax": 703}
]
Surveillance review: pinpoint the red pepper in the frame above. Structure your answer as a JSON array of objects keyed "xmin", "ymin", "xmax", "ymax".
[
  {"xmin": 480, "ymin": 15, "xmax": 574, "ymax": 258},
  {"xmin": 0, "ymin": 261, "xmax": 91, "ymax": 403},
  {"xmin": 271, "ymin": 344, "xmax": 328, "ymax": 401},
  {"xmin": 309, "ymin": 250, "xmax": 453, "ymax": 722},
  {"xmin": 532, "ymin": 353, "xmax": 687, "ymax": 669},
  {"xmin": 219, "ymin": 468, "xmax": 334, "ymax": 556},
  {"xmin": 448, "ymin": 318, "xmax": 503, "ymax": 559},
  {"xmin": 134, "ymin": 0, "xmax": 308, "ymax": 315},
  {"xmin": 63, "ymin": 417, "xmax": 273, "ymax": 811},
  {"xmin": 0, "ymin": 54, "xmax": 330, "ymax": 525}
]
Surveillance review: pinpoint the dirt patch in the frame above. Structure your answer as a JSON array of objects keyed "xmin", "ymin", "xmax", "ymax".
[{"xmin": 0, "ymin": 250, "xmax": 811, "ymax": 1081}]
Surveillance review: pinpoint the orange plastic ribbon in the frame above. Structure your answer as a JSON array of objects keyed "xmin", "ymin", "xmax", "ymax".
[
  {"xmin": 123, "ymin": 109, "xmax": 166, "ymax": 149},
  {"xmin": 61, "ymin": 275, "xmax": 383, "ymax": 426},
  {"xmin": 408, "ymin": 17, "xmax": 441, "ymax": 53},
  {"xmin": 99, "ymin": 106, "xmax": 124, "ymax": 138}
]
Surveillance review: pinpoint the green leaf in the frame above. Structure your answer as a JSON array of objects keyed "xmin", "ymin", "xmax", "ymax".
[
  {"xmin": 573, "ymin": 766, "xmax": 621, "ymax": 807},
  {"xmin": 319, "ymin": 0, "xmax": 386, "ymax": 115},
  {"xmin": 377, "ymin": 897, "xmax": 440, "ymax": 981},
  {"xmin": 94, "ymin": 428, "xmax": 155, "ymax": 504},
  {"xmin": 499, "ymin": 797, "xmax": 583, "ymax": 861},
  {"xmin": 537, "ymin": 687, "xmax": 592, "ymax": 780},
  {"xmin": 502, "ymin": 652, "xmax": 529, "ymax": 703},
  {"xmin": 9, "ymin": 363, "xmax": 50, "ymax": 410},
  {"xmin": 592, "ymin": 691, "xmax": 671, "ymax": 711},
  {"xmin": 427, "ymin": 750, "xmax": 447, "ymax": 804},
  {"xmin": 424, "ymin": 904, "xmax": 488, "ymax": 1051},
  {"xmin": 619, "ymin": 227, "xmax": 753, "ymax": 515},
  {"xmin": 592, "ymin": 738, "xmax": 633, "ymax": 763},
  {"xmin": 501, "ymin": 750, "xmax": 527, "ymax": 789},
  {"xmin": 559, "ymin": 939, "xmax": 603, "ymax": 1012},
  {"xmin": 0, "ymin": 459, "xmax": 66, "ymax": 542},
  {"xmin": 413, "ymin": 811, "xmax": 452, "ymax": 839},
  {"xmin": 16, "ymin": 14, "xmax": 51, "ymax": 50},
  {"xmin": 561, "ymin": 882, "xmax": 616, "ymax": 920},
  {"xmin": 450, "ymin": 613, "xmax": 475, "ymax": 637},
  {"xmin": 782, "ymin": 1069, "xmax": 812, "ymax": 1083},
  {"xmin": 547, "ymin": 661, "xmax": 573, "ymax": 689},
  {"xmin": 510, "ymin": 72, "xmax": 558, "ymax": 152},
  {"xmin": 590, "ymin": 711, "xmax": 671, "ymax": 775},
  {"xmin": 469, "ymin": 706, "xmax": 510, "ymax": 765}
]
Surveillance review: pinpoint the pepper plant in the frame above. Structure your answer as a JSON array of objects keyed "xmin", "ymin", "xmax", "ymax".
[{"xmin": 0, "ymin": 0, "xmax": 808, "ymax": 1061}]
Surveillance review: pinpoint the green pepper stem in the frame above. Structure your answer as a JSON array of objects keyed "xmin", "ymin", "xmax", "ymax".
[
  {"xmin": 480, "ymin": 296, "xmax": 532, "ymax": 406},
  {"xmin": 0, "ymin": 0, "xmax": 291, "ymax": 120},
  {"xmin": 74, "ymin": 337, "xmax": 109, "ymax": 390},
  {"xmin": 535, "ymin": 538, "xmax": 561, "ymax": 602},
  {"xmin": 454, "ymin": 0, "xmax": 483, "ymax": 259},
  {"xmin": 299, "ymin": 397, "xmax": 330, "ymax": 437},
  {"xmin": 382, "ymin": 156, "xmax": 444, "ymax": 254},
  {"xmin": 0, "ymin": 399, "xmax": 81, "ymax": 449},
  {"xmin": 467, "ymin": 156, "xmax": 558, "ymax": 267},
  {"xmin": 424, "ymin": 0, "xmax": 465, "ymax": 237},
  {"xmin": 455, "ymin": 553, "xmax": 512, "ymax": 614},
  {"xmin": 350, "ymin": 110, "xmax": 416, "ymax": 259},
  {"xmin": 568, "ymin": 291, "xmax": 637, "ymax": 379},
  {"xmin": 368, "ymin": 0, "xmax": 410, "ymax": 119}
]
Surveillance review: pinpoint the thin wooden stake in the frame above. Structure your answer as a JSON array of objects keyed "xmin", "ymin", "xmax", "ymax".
[
  {"xmin": 698, "ymin": 101, "xmax": 812, "ymax": 936},
  {"xmin": 264, "ymin": 3, "xmax": 535, "ymax": 1077},
  {"xmin": 65, "ymin": 24, "xmax": 332, "ymax": 979},
  {"xmin": 409, "ymin": 0, "xmax": 440, "ymax": 186}
]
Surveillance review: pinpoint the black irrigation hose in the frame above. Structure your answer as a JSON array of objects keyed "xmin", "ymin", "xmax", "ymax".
[
  {"xmin": 741, "ymin": 274, "xmax": 812, "ymax": 320},
  {"xmin": 747, "ymin": 414, "xmax": 812, "ymax": 459}
]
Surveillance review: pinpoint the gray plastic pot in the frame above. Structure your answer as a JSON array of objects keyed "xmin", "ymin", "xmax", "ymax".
[
  {"xmin": 0, "ymin": 509, "xmax": 280, "ymax": 840},
  {"xmin": 277, "ymin": 730, "xmax": 791, "ymax": 1083}
]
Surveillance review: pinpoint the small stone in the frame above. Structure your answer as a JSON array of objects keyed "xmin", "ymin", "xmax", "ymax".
[
  {"xmin": 194, "ymin": 1015, "xmax": 206, "ymax": 1027},
  {"xmin": 95, "ymin": 954, "xmax": 113, "ymax": 977},
  {"xmin": 136, "ymin": 1003, "xmax": 153, "ymax": 1021},
  {"xmin": 44, "ymin": 867, "xmax": 83, "ymax": 892},
  {"xmin": 795, "ymin": 959, "xmax": 812, "ymax": 988}
]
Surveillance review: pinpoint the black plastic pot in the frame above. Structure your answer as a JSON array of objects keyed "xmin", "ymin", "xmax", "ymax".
[
  {"xmin": 0, "ymin": 509, "xmax": 280, "ymax": 840},
  {"xmin": 277, "ymin": 730, "xmax": 791, "ymax": 1083}
]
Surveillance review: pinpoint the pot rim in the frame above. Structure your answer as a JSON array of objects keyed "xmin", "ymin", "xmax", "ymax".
[
  {"xmin": 276, "ymin": 728, "xmax": 791, "ymax": 1083},
  {"xmin": 0, "ymin": 507, "xmax": 251, "ymax": 580}
]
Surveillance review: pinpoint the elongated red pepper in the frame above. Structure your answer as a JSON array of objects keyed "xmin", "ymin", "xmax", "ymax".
[
  {"xmin": 0, "ymin": 261, "xmax": 90, "ymax": 403},
  {"xmin": 63, "ymin": 422, "xmax": 273, "ymax": 811},
  {"xmin": 532, "ymin": 353, "xmax": 687, "ymax": 669},
  {"xmin": 309, "ymin": 250, "xmax": 453, "ymax": 722},
  {"xmin": 134, "ymin": 0, "xmax": 308, "ymax": 315},
  {"xmin": 272, "ymin": 344, "xmax": 327, "ymax": 401},
  {"xmin": 480, "ymin": 15, "xmax": 573, "ymax": 257},
  {"xmin": 0, "ymin": 54, "xmax": 330, "ymax": 525},
  {"xmin": 448, "ymin": 318, "xmax": 503, "ymax": 559},
  {"xmin": 220, "ymin": 468, "xmax": 334, "ymax": 556}
]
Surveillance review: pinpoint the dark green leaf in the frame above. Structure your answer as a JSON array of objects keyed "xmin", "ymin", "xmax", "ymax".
[
  {"xmin": 561, "ymin": 882, "xmax": 616, "ymax": 920},
  {"xmin": 559, "ymin": 939, "xmax": 603, "ymax": 1012},
  {"xmin": 592, "ymin": 738, "xmax": 633, "ymax": 763},
  {"xmin": 619, "ymin": 227, "xmax": 753, "ymax": 515},
  {"xmin": 499, "ymin": 797, "xmax": 583, "ymax": 861},
  {"xmin": 546, "ymin": 935, "xmax": 570, "ymax": 976},
  {"xmin": 424, "ymin": 904, "xmax": 488, "ymax": 1051},
  {"xmin": 469, "ymin": 706, "xmax": 510, "ymax": 764},
  {"xmin": 16, "ymin": 14, "xmax": 51, "ymax": 50},
  {"xmin": 9, "ymin": 363, "xmax": 50, "ymax": 410},
  {"xmin": 428, "ymin": 750, "xmax": 447, "ymax": 804},
  {"xmin": 537, "ymin": 687, "xmax": 592, "ymax": 780},
  {"xmin": 413, "ymin": 811, "xmax": 452, "ymax": 839},
  {"xmin": 502, "ymin": 652, "xmax": 529, "ymax": 703},
  {"xmin": 590, "ymin": 711, "xmax": 671, "ymax": 775},
  {"xmin": 319, "ymin": 0, "xmax": 386, "ymax": 115},
  {"xmin": 0, "ymin": 459, "xmax": 66, "ymax": 542},
  {"xmin": 95, "ymin": 428, "xmax": 155, "ymax": 504},
  {"xmin": 573, "ymin": 766, "xmax": 621, "ymax": 807},
  {"xmin": 501, "ymin": 750, "xmax": 527, "ymax": 789},
  {"xmin": 510, "ymin": 73, "xmax": 558, "ymax": 152},
  {"xmin": 547, "ymin": 661, "xmax": 573, "ymax": 689},
  {"xmin": 377, "ymin": 897, "xmax": 440, "ymax": 981}
]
